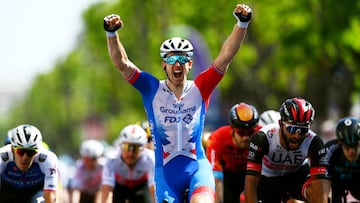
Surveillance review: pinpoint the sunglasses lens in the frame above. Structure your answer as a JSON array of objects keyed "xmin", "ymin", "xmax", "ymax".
[
  {"xmin": 121, "ymin": 143, "xmax": 143, "ymax": 153},
  {"xmin": 15, "ymin": 148, "xmax": 38, "ymax": 156},
  {"xmin": 285, "ymin": 125, "xmax": 308, "ymax": 134},
  {"xmin": 165, "ymin": 55, "xmax": 189, "ymax": 65},
  {"xmin": 235, "ymin": 129, "xmax": 254, "ymax": 137}
]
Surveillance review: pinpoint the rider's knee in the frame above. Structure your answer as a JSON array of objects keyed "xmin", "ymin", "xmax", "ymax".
[
  {"xmin": 190, "ymin": 186, "xmax": 215, "ymax": 203},
  {"xmin": 190, "ymin": 194, "xmax": 213, "ymax": 203}
]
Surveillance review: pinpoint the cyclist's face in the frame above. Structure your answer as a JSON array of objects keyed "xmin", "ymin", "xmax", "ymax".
[
  {"xmin": 120, "ymin": 143, "xmax": 143, "ymax": 167},
  {"xmin": 82, "ymin": 156, "xmax": 98, "ymax": 170},
  {"xmin": 232, "ymin": 128, "xmax": 255, "ymax": 149},
  {"xmin": 280, "ymin": 121, "xmax": 309, "ymax": 150},
  {"xmin": 341, "ymin": 142, "xmax": 360, "ymax": 162},
  {"xmin": 13, "ymin": 147, "xmax": 38, "ymax": 171},
  {"xmin": 162, "ymin": 53, "xmax": 192, "ymax": 87}
]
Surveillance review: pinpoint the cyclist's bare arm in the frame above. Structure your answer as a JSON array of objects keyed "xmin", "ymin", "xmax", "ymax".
[
  {"xmin": 149, "ymin": 185, "xmax": 156, "ymax": 203},
  {"xmin": 214, "ymin": 4, "xmax": 251, "ymax": 72},
  {"xmin": 44, "ymin": 190, "xmax": 57, "ymax": 203},
  {"xmin": 306, "ymin": 179, "xmax": 331, "ymax": 203},
  {"xmin": 101, "ymin": 185, "xmax": 113, "ymax": 203},
  {"xmin": 105, "ymin": 15, "xmax": 137, "ymax": 79},
  {"xmin": 244, "ymin": 175, "xmax": 259, "ymax": 203}
]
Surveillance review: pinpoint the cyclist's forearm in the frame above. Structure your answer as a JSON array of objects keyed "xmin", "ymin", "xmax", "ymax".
[
  {"xmin": 107, "ymin": 36, "xmax": 136, "ymax": 78},
  {"xmin": 213, "ymin": 25, "xmax": 247, "ymax": 72}
]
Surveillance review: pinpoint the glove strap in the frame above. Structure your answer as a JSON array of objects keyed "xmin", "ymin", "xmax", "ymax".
[
  {"xmin": 106, "ymin": 31, "xmax": 117, "ymax": 37},
  {"xmin": 237, "ymin": 21, "xmax": 249, "ymax": 28}
]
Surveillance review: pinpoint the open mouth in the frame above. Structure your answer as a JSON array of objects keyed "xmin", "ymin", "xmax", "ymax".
[{"xmin": 173, "ymin": 70, "xmax": 183, "ymax": 78}]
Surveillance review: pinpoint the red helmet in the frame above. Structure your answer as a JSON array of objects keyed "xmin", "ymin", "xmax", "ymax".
[
  {"xmin": 228, "ymin": 102, "xmax": 259, "ymax": 129},
  {"xmin": 279, "ymin": 97, "xmax": 315, "ymax": 126}
]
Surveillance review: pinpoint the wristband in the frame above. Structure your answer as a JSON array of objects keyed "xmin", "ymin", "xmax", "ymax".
[
  {"xmin": 237, "ymin": 21, "xmax": 249, "ymax": 28},
  {"xmin": 106, "ymin": 31, "xmax": 117, "ymax": 37}
]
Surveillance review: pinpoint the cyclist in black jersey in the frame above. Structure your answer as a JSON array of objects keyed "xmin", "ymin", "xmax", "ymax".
[{"xmin": 325, "ymin": 117, "xmax": 360, "ymax": 203}]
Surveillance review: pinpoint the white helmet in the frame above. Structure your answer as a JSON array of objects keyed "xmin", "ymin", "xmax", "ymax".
[
  {"xmin": 259, "ymin": 110, "xmax": 281, "ymax": 126},
  {"xmin": 4, "ymin": 128, "xmax": 14, "ymax": 145},
  {"xmin": 80, "ymin": 139, "xmax": 104, "ymax": 158},
  {"xmin": 118, "ymin": 124, "xmax": 147, "ymax": 146},
  {"xmin": 160, "ymin": 37, "xmax": 194, "ymax": 58},
  {"xmin": 11, "ymin": 124, "xmax": 42, "ymax": 149}
]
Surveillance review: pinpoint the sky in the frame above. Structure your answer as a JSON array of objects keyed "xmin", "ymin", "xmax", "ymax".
[{"xmin": 0, "ymin": 0, "xmax": 100, "ymax": 115}]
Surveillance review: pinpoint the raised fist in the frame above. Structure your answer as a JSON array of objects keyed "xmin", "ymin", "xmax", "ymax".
[
  {"xmin": 233, "ymin": 4, "xmax": 252, "ymax": 23},
  {"xmin": 103, "ymin": 14, "xmax": 122, "ymax": 32}
]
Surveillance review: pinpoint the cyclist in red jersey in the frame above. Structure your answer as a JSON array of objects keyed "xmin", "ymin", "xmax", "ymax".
[
  {"xmin": 206, "ymin": 102, "xmax": 261, "ymax": 203},
  {"xmin": 245, "ymin": 97, "xmax": 330, "ymax": 203}
]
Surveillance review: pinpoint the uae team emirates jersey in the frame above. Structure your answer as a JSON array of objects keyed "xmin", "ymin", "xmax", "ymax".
[{"xmin": 246, "ymin": 123, "xmax": 327, "ymax": 178}]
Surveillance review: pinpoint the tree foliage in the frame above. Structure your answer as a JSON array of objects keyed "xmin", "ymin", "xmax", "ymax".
[{"xmin": 2, "ymin": 0, "xmax": 359, "ymax": 154}]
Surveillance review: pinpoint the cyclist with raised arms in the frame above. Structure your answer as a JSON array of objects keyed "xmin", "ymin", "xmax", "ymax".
[
  {"xmin": 0, "ymin": 124, "xmax": 58, "ymax": 203},
  {"xmin": 206, "ymin": 102, "xmax": 261, "ymax": 203},
  {"xmin": 245, "ymin": 97, "xmax": 330, "ymax": 203},
  {"xmin": 325, "ymin": 117, "xmax": 360, "ymax": 202},
  {"xmin": 103, "ymin": 3, "xmax": 252, "ymax": 203},
  {"xmin": 101, "ymin": 124, "xmax": 155, "ymax": 203}
]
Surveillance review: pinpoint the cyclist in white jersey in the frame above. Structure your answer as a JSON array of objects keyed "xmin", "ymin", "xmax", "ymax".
[
  {"xmin": 245, "ymin": 97, "xmax": 330, "ymax": 203},
  {"xmin": 103, "ymin": 4, "xmax": 252, "ymax": 203},
  {"xmin": 0, "ymin": 124, "xmax": 58, "ymax": 203},
  {"xmin": 69, "ymin": 139, "xmax": 104, "ymax": 203},
  {"xmin": 101, "ymin": 124, "xmax": 155, "ymax": 203}
]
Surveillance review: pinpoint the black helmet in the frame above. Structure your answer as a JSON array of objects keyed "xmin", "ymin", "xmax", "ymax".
[
  {"xmin": 336, "ymin": 117, "xmax": 360, "ymax": 146},
  {"xmin": 228, "ymin": 102, "xmax": 259, "ymax": 129},
  {"xmin": 279, "ymin": 97, "xmax": 315, "ymax": 126}
]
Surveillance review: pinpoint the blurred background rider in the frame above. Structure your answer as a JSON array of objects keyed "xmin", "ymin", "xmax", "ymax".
[{"xmin": 69, "ymin": 139, "xmax": 104, "ymax": 203}]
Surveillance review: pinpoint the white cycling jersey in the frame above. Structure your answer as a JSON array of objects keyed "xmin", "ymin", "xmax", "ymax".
[
  {"xmin": 102, "ymin": 147, "xmax": 155, "ymax": 188},
  {"xmin": 70, "ymin": 158, "xmax": 104, "ymax": 194}
]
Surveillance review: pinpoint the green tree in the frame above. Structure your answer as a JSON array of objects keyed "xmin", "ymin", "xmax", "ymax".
[{"xmin": 2, "ymin": 0, "xmax": 359, "ymax": 154}]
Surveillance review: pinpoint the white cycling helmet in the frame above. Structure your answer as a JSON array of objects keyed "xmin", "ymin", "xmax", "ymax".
[
  {"xmin": 160, "ymin": 37, "xmax": 194, "ymax": 58},
  {"xmin": 118, "ymin": 124, "xmax": 147, "ymax": 146},
  {"xmin": 259, "ymin": 110, "xmax": 281, "ymax": 126},
  {"xmin": 11, "ymin": 124, "xmax": 43, "ymax": 149},
  {"xmin": 4, "ymin": 128, "xmax": 14, "ymax": 145},
  {"xmin": 80, "ymin": 139, "xmax": 104, "ymax": 158}
]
